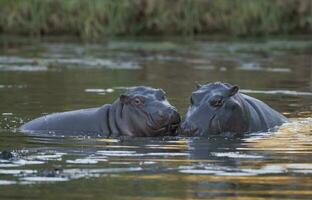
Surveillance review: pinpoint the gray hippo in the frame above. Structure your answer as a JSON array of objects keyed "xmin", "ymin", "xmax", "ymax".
[
  {"xmin": 180, "ymin": 82, "xmax": 288, "ymax": 136},
  {"xmin": 20, "ymin": 86, "xmax": 180, "ymax": 137}
]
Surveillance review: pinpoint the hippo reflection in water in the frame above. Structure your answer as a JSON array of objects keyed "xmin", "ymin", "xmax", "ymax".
[
  {"xmin": 20, "ymin": 86, "xmax": 181, "ymax": 137},
  {"xmin": 181, "ymin": 82, "xmax": 288, "ymax": 136}
]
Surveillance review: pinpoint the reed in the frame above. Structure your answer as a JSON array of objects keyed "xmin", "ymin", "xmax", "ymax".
[{"xmin": 0, "ymin": 0, "xmax": 311, "ymax": 39}]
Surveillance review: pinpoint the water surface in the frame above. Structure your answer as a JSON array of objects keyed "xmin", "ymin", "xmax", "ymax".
[{"xmin": 0, "ymin": 36, "xmax": 311, "ymax": 200}]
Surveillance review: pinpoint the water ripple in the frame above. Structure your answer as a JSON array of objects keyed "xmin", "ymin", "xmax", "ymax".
[{"xmin": 241, "ymin": 89, "xmax": 312, "ymax": 96}]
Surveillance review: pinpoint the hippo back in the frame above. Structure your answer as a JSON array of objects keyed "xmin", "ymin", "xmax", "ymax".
[
  {"xmin": 241, "ymin": 94, "xmax": 288, "ymax": 132},
  {"xmin": 20, "ymin": 105, "xmax": 111, "ymax": 137}
]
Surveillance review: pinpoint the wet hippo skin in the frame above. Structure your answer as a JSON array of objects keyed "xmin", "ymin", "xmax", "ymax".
[
  {"xmin": 180, "ymin": 82, "xmax": 288, "ymax": 136},
  {"xmin": 20, "ymin": 86, "xmax": 181, "ymax": 137}
]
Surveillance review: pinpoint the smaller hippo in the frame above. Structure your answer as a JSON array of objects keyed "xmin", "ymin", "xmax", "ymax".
[
  {"xmin": 181, "ymin": 82, "xmax": 288, "ymax": 136},
  {"xmin": 20, "ymin": 86, "xmax": 180, "ymax": 137}
]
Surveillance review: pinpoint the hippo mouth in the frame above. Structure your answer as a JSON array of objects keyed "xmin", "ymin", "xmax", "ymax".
[
  {"xmin": 208, "ymin": 112, "xmax": 224, "ymax": 134},
  {"xmin": 146, "ymin": 111, "xmax": 181, "ymax": 136},
  {"xmin": 167, "ymin": 122, "xmax": 180, "ymax": 135},
  {"xmin": 148, "ymin": 122, "xmax": 180, "ymax": 136}
]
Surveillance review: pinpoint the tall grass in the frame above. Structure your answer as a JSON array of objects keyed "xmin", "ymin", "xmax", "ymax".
[{"xmin": 0, "ymin": 0, "xmax": 311, "ymax": 39}]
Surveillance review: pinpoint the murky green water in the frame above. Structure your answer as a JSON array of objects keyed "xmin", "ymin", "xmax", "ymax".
[{"xmin": 0, "ymin": 36, "xmax": 311, "ymax": 200}]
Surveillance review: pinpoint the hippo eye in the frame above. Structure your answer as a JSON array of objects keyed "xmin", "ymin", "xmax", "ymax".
[
  {"xmin": 133, "ymin": 97, "xmax": 143, "ymax": 105},
  {"xmin": 210, "ymin": 97, "xmax": 223, "ymax": 107}
]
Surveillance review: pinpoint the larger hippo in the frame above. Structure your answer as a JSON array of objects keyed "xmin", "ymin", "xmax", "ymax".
[
  {"xmin": 20, "ymin": 86, "xmax": 181, "ymax": 137},
  {"xmin": 181, "ymin": 82, "xmax": 288, "ymax": 136}
]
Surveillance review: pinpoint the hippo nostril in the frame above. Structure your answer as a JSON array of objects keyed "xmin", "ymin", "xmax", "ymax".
[
  {"xmin": 190, "ymin": 124, "xmax": 198, "ymax": 132},
  {"xmin": 160, "ymin": 108, "xmax": 181, "ymax": 124},
  {"xmin": 180, "ymin": 122, "xmax": 199, "ymax": 136},
  {"xmin": 192, "ymin": 127, "xmax": 202, "ymax": 136},
  {"xmin": 182, "ymin": 122, "xmax": 189, "ymax": 130},
  {"xmin": 189, "ymin": 125, "xmax": 199, "ymax": 136}
]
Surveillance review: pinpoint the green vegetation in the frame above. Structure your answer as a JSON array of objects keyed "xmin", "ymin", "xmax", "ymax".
[{"xmin": 0, "ymin": 0, "xmax": 311, "ymax": 39}]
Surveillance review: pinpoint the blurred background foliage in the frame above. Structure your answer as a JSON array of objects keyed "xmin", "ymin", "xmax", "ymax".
[{"xmin": 0, "ymin": 0, "xmax": 311, "ymax": 39}]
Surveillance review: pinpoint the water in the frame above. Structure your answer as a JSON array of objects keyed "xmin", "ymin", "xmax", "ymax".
[{"xmin": 0, "ymin": 36, "xmax": 311, "ymax": 200}]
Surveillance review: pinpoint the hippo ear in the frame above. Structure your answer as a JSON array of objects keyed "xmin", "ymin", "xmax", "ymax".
[
  {"xmin": 229, "ymin": 85, "xmax": 239, "ymax": 97},
  {"xmin": 195, "ymin": 82, "xmax": 202, "ymax": 89},
  {"xmin": 120, "ymin": 94, "xmax": 130, "ymax": 104}
]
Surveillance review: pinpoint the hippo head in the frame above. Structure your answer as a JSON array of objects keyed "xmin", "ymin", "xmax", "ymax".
[
  {"xmin": 180, "ymin": 82, "xmax": 249, "ymax": 136},
  {"xmin": 118, "ymin": 86, "xmax": 181, "ymax": 136}
]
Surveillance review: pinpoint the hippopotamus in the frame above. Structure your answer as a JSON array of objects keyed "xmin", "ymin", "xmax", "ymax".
[
  {"xmin": 20, "ymin": 86, "xmax": 181, "ymax": 137},
  {"xmin": 180, "ymin": 82, "xmax": 288, "ymax": 136}
]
